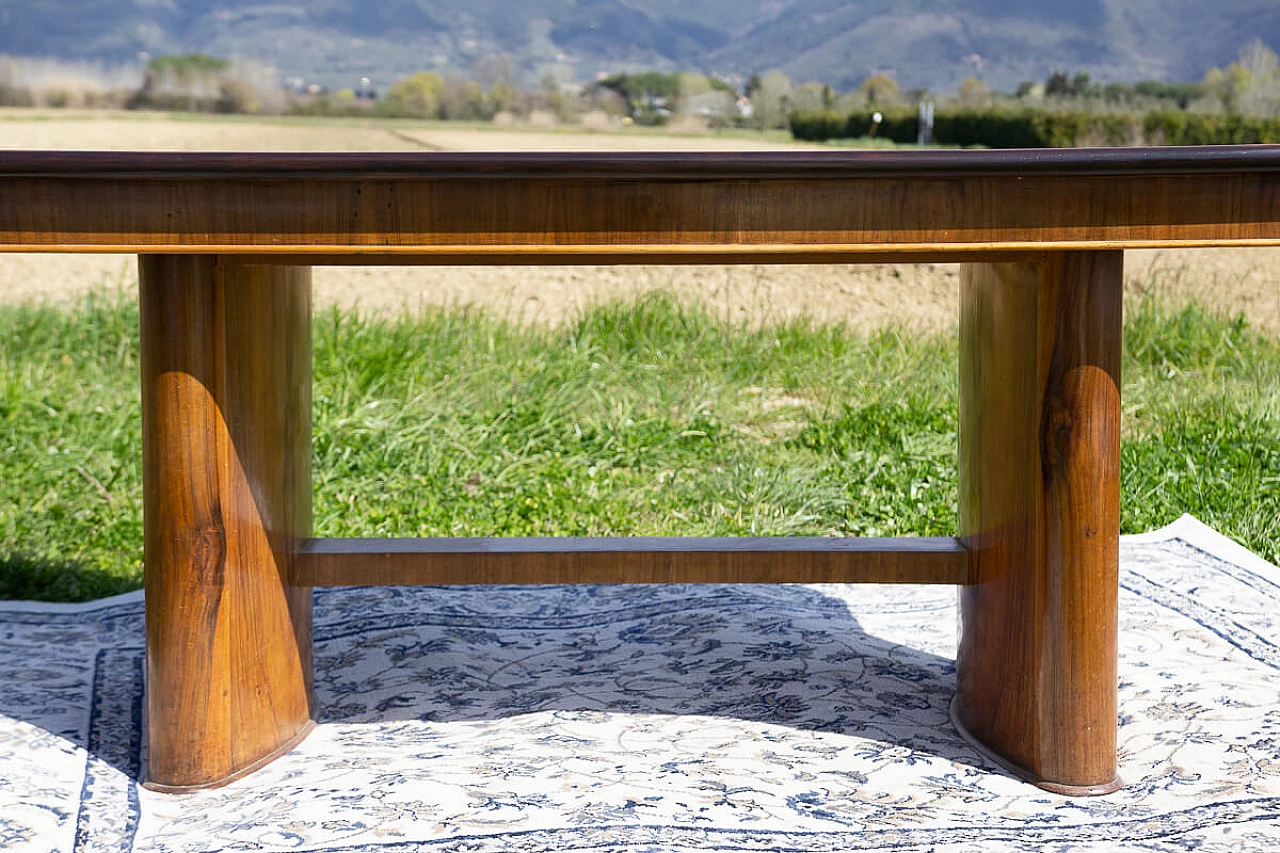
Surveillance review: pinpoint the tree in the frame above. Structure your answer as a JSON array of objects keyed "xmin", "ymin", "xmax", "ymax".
[
  {"xmin": 217, "ymin": 61, "xmax": 282, "ymax": 114},
  {"xmin": 1239, "ymin": 38, "xmax": 1279, "ymax": 78},
  {"xmin": 1043, "ymin": 70, "xmax": 1100, "ymax": 100},
  {"xmin": 675, "ymin": 73, "xmax": 737, "ymax": 126},
  {"xmin": 1237, "ymin": 39, "xmax": 1280, "ymax": 116},
  {"xmin": 957, "ymin": 76, "xmax": 989, "ymax": 103},
  {"xmin": 790, "ymin": 81, "xmax": 828, "ymax": 113},
  {"xmin": 1133, "ymin": 80, "xmax": 1199, "ymax": 109},
  {"xmin": 1102, "ymin": 82, "xmax": 1134, "ymax": 104},
  {"xmin": 1071, "ymin": 71, "xmax": 1097, "ymax": 98},
  {"xmin": 474, "ymin": 53, "xmax": 521, "ymax": 116},
  {"xmin": 384, "ymin": 71, "xmax": 444, "ymax": 118},
  {"xmin": 677, "ymin": 72, "xmax": 713, "ymax": 98},
  {"xmin": 1045, "ymin": 71, "xmax": 1072, "ymax": 97},
  {"xmin": 587, "ymin": 86, "xmax": 628, "ymax": 118},
  {"xmin": 540, "ymin": 74, "xmax": 577, "ymax": 123},
  {"xmin": 596, "ymin": 72, "xmax": 681, "ymax": 121},
  {"xmin": 135, "ymin": 54, "xmax": 228, "ymax": 110},
  {"xmin": 146, "ymin": 54, "xmax": 228, "ymax": 82},
  {"xmin": 751, "ymin": 70, "xmax": 792, "ymax": 129},
  {"xmin": 856, "ymin": 73, "xmax": 898, "ymax": 105},
  {"xmin": 440, "ymin": 76, "xmax": 485, "ymax": 120},
  {"xmin": 127, "ymin": 53, "xmax": 278, "ymax": 114},
  {"xmin": 1199, "ymin": 41, "xmax": 1279, "ymax": 115}
]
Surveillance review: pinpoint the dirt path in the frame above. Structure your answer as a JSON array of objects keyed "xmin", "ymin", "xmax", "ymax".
[{"xmin": 2, "ymin": 111, "xmax": 1277, "ymax": 334}]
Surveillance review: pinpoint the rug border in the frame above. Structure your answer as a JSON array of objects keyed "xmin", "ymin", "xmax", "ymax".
[{"xmin": 1123, "ymin": 513, "xmax": 1280, "ymax": 575}]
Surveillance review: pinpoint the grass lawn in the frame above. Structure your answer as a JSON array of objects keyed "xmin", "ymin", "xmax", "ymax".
[{"xmin": 2, "ymin": 289, "xmax": 1277, "ymax": 602}]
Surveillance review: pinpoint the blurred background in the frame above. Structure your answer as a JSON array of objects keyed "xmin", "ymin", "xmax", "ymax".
[{"xmin": 2, "ymin": 2, "xmax": 1278, "ymax": 601}]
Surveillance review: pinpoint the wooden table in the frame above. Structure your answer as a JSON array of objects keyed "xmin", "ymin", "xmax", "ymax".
[{"xmin": 3, "ymin": 147, "xmax": 1279, "ymax": 796}]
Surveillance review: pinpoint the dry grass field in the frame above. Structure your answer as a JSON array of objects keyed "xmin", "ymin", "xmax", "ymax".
[{"xmin": 1, "ymin": 109, "xmax": 1277, "ymax": 334}]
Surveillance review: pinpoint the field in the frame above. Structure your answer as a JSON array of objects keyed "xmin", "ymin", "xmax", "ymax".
[
  {"xmin": 3, "ymin": 289, "xmax": 1277, "ymax": 602},
  {"xmin": 1, "ymin": 111, "xmax": 1278, "ymax": 602},
  {"xmin": 0, "ymin": 109, "xmax": 1277, "ymax": 334}
]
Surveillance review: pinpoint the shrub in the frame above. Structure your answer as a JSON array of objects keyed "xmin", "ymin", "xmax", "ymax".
[
  {"xmin": 792, "ymin": 104, "xmax": 1280, "ymax": 148},
  {"xmin": 938, "ymin": 108, "xmax": 1048, "ymax": 147},
  {"xmin": 1143, "ymin": 111, "xmax": 1280, "ymax": 144},
  {"xmin": 0, "ymin": 83, "xmax": 34, "ymax": 107},
  {"xmin": 788, "ymin": 110, "xmax": 849, "ymax": 141}
]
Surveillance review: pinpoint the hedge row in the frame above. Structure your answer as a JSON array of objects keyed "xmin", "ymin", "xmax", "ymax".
[
  {"xmin": 1142, "ymin": 111, "xmax": 1280, "ymax": 145},
  {"xmin": 791, "ymin": 107, "xmax": 1280, "ymax": 148}
]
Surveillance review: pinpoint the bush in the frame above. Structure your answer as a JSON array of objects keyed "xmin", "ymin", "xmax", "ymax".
[
  {"xmin": 790, "ymin": 109, "xmax": 919, "ymax": 143},
  {"xmin": 847, "ymin": 109, "xmax": 918, "ymax": 143},
  {"xmin": 792, "ymin": 104, "xmax": 1280, "ymax": 148},
  {"xmin": 788, "ymin": 110, "xmax": 849, "ymax": 141},
  {"xmin": 125, "ymin": 53, "xmax": 281, "ymax": 115},
  {"xmin": 937, "ymin": 108, "xmax": 1048, "ymax": 147},
  {"xmin": 1143, "ymin": 111, "xmax": 1280, "ymax": 145},
  {"xmin": 0, "ymin": 83, "xmax": 34, "ymax": 107}
]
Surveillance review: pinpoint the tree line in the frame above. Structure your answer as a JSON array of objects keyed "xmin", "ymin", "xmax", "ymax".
[
  {"xmin": 791, "ymin": 106, "xmax": 1280, "ymax": 147},
  {"xmin": 2, "ymin": 40, "xmax": 1278, "ymax": 148},
  {"xmin": 792, "ymin": 40, "xmax": 1280, "ymax": 147}
]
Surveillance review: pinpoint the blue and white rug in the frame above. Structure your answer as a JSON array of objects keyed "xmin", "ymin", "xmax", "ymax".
[{"xmin": 4, "ymin": 515, "xmax": 1280, "ymax": 852}]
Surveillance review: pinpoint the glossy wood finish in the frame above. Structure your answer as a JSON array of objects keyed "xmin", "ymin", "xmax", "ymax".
[
  {"xmin": 295, "ymin": 536, "xmax": 970, "ymax": 586},
  {"xmin": 11, "ymin": 145, "xmax": 1280, "ymax": 176},
  {"xmin": 954, "ymin": 252, "xmax": 1123, "ymax": 795},
  {"xmin": 2, "ymin": 148, "xmax": 1280, "ymax": 259},
  {"xmin": 15, "ymin": 147, "xmax": 1278, "ymax": 795},
  {"xmin": 140, "ymin": 256, "xmax": 313, "ymax": 792}
]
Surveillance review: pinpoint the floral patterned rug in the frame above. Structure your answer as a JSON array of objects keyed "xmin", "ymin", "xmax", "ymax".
[{"xmin": 4, "ymin": 515, "xmax": 1280, "ymax": 852}]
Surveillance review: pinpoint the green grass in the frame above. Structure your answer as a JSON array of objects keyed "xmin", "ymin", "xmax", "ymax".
[
  {"xmin": 2, "ymin": 289, "xmax": 1277, "ymax": 602},
  {"xmin": 819, "ymin": 136, "xmax": 972, "ymax": 150}
]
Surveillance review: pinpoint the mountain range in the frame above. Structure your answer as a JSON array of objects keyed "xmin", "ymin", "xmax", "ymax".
[{"xmin": 1, "ymin": 1, "xmax": 1278, "ymax": 95}]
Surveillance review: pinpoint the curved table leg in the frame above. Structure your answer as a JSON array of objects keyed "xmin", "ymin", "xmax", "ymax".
[
  {"xmin": 955, "ymin": 251, "xmax": 1123, "ymax": 796},
  {"xmin": 140, "ymin": 256, "xmax": 314, "ymax": 791}
]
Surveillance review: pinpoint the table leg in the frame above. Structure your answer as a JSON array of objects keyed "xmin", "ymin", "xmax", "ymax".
[
  {"xmin": 954, "ymin": 251, "xmax": 1123, "ymax": 795},
  {"xmin": 139, "ymin": 256, "xmax": 314, "ymax": 791}
]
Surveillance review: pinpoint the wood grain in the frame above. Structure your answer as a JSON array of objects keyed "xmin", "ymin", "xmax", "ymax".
[
  {"xmin": 140, "ymin": 256, "xmax": 314, "ymax": 792},
  {"xmin": 294, "ymin": 536, "xmax": 970, "ymax": 586},
  {"xmin": 2, "ymin": 148, "xmax": 1280, "ymax": 257},
  {"xmin": 25, "ymin": 148, "xmax": 1259, "ymax": 796},
  {"xmin": 953, "ymin": 252, "xmax": 1123, "ymax": 795}
]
